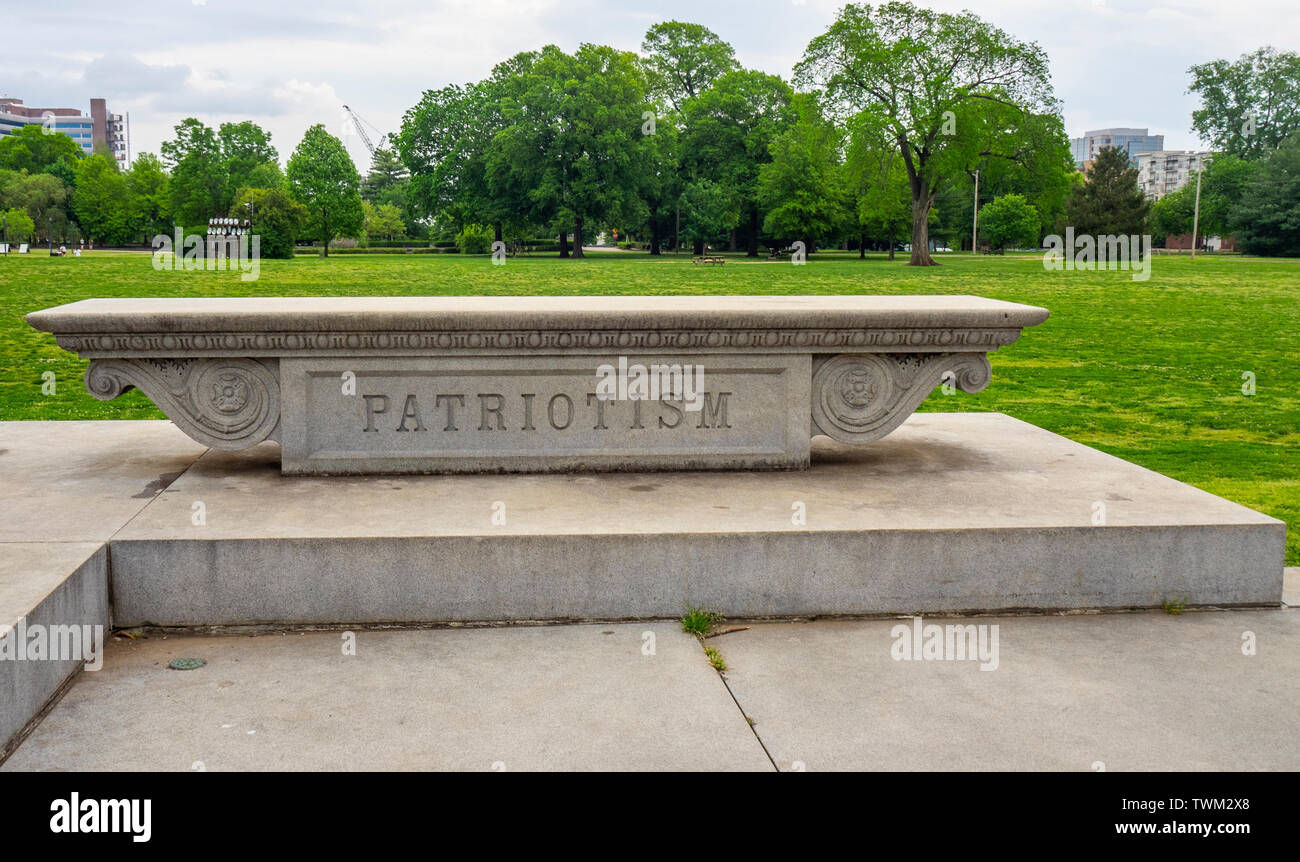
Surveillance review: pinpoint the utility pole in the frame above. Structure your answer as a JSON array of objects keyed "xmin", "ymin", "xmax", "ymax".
[
  {"xmin": 972, "ymin": 170, "xmax": 980, "ymax": 254},
  {"xmin": 48, "ymin": 215, "xmax": 53, "ymax": 256},
  {"xmin": 1190, "ymin": 157, "xmax": 1204, "ymax": 260}
]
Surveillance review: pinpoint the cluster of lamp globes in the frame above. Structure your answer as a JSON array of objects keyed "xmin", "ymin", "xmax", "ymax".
[{"xmin": 206, "ymin": 217, "xmax": 252, "ymax": 236}]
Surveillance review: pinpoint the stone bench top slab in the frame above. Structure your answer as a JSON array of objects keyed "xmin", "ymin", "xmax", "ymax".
[{"xmin": 28, "ymin": 295, "xmax": 1049, "ymax": 336}]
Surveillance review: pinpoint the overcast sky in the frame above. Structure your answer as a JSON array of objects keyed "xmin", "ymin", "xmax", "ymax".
[{"xmin": 4, "ymin": 0, "xmax": 1296, "ymax": 169}]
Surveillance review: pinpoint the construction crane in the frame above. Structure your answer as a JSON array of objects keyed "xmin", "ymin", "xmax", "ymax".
[{"xmin": 341, "ymin": 104, "xmax": 388, "ymax": 159}]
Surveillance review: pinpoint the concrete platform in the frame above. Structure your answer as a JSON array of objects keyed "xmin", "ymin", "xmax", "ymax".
[
  {"xmin": 102, "ymin": 412, "xmax": 1283, "ymax": 625},
  {"xmin": 1, "ymin": 623, "xmax": 772, "ymax": 771},
  {"xmin": 0, "ymin": 414, "xmax": 1284, "ymax": 629}
]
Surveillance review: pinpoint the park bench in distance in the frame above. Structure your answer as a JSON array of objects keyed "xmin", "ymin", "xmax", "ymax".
[
  {"xmin": 692, "ymin": 255, "xmax": 725, "ymax": 265},
  {"xmin": 27, "ymin": 295, "xmax": 1048, "ymax": 474}
]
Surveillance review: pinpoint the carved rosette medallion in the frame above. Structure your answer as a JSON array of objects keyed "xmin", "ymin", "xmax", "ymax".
[
  {"xmin": 811, "ymin": 352, "xmax": 993, "ymax": 444},
  {"xmin": 85, "ymin": 357, "xmax": 279, "ymax": 449}
]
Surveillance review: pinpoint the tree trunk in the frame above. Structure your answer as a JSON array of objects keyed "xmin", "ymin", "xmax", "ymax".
[
  {"xmin": 728, "ymin": 228, "xmax": 737, "ymax": 252},
  {"xmin": 572, "ymin": 216, "xmax": 584, "ymax": 258},
  {"xmin": 859, "ymin": 231, "xmax": 866, "ymax": 259},
  {"xmin": 747, "ymin": 209, "xmax": 759, "ymax": 257},
  {"xmin": 649, "ymin": 214, "xmax": 661, "ymax": 255},
  {"xmin": 559, "ymin": 230, "xmax": 569, "ymax": 258},
  {"xmin": 494, "ymin": 222, "xmax": 503, "ymax": 244},
  {"xmin": 804, "ymin": 237, "xmax": 816, "ymax": 255},
  {"xmin": 908, "ymin": 192, "xmax": 937, "ymax": 266},
  {"xmin": 693, "ymin": 238, "xmax": 704, "ymax": 256}
]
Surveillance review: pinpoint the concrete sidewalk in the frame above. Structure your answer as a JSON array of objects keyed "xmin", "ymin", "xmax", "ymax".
[{"xmin": 5, "ymin": 606, "xmax": 1298, "ymax": 771}]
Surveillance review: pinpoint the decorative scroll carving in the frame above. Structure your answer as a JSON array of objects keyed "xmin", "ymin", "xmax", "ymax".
[
  {"xmin": 55, "ymin": 326, "xmax": 1024, "ymax": 357},
  {"xmin": 810, "ymin": 352, "xmax": 992, "ymax": 444},
  {"xmin": 85, "ymin": 358, "xmax": 280, "ymax": 449}
]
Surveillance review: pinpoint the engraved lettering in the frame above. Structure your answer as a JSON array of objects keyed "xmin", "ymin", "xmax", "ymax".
[
  {"xmin": 397, "ymin": 394, "xmax": 425, "ymax": 432},
  {"xmin": 478, "ymin": 394, "xmax": 506, "ymax": 431},
  {"xmin": 362, "ymin": 394, "xmax": 389, "ymax": 432},
  {"xmin": 435, "ymin": 394, "xmax": 465, "ymax": 431},
  {"xmin": 658, "ymin": 398, "xmax": 683, "ymax": 429},
  {"xmin": 548, "ymin": 393, "xmax": 573, "ymax": 430},
  {"xmin": 521, "ymin": 393, "xmax": 536, "ymax": 431},
  {"xmin": 697, "ymin": 392, "xmax": 732, "ymax": 429},
  {"xmin": 586, "ymin": 393, "xmax": 609, "ymax": 430}
]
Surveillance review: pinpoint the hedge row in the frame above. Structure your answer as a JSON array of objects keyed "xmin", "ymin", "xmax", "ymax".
[
  {"xmin": 294, "ymin": 241, "xmax": 562, "ymax": 255},
  {"xmin": 294, "ymin": 246, "xmax": 452, "ymax": 255}
]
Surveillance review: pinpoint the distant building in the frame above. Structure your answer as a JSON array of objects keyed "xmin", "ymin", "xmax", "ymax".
[
  {"xmin": 1070, "ymin": 128, "xmax": 1164, "ymax": 169},
  {"xmin": 1135, "ymin": 150, "xmax": 1208, "ymax": 200},
  {"xmin": 0, "ymin": 96, "xmax": 129, "ymax": 165}
]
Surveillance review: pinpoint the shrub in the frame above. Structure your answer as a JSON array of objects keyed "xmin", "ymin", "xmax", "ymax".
[
  {"xmin": 2, "ymin": 208, "xmax": 35, "ymax": 243},
  {"xmin": 292, "ymin": 246, "xmax": 446, "ymax": 255},
  {"xmin": 455, "ymin": 224, "xmax": 494, "ymax": 255},
  {"xmin": 257, "ymin": 228, "xmax": 294, "ymax": 260}
]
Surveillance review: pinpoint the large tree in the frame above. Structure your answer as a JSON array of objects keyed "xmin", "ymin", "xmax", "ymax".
[
  {"xmin": 72, "ymin": 154, "xmax": 131, "ymax": 244},
  {"xmin": 162, "ymin": 118, "xmax": 280, "ymax": 226},
  {"xmin": 219, "ymin": 121, "xmax": 280, "ymax": 195},
  {"xmin": 1189, "ymin": 47, "xmax": 1300, "ymax": 160},
  {"xmin": 679, "ymin": 69, "xmax": 796, "ymax": 255},
  {"xmin": 1062, "ymin": 146, "xmax": 1149, "ymax": 238},
  {"xmin": 1231, "ymin": 134, "xmax": 1300, "ymax": 256},
  {"xmin": 0, "ymin": 125, "xmax": 84, "ymax": 174},
  {"xmin": 756, "ymin": 94, "xmax": 848, "ymax": 253},
  {"xmin": 796, "ymin": 1, "xmax": 1057, "ymax": 265},
  {"xmin": 641, "ymin": 21, "xmax": 738, "ymax": 113},
  {"xmin": 0, "ymin": 170, "xmax": 72, "ymax": 239},
  {"xmin": 126, "ymin": 152, "xmax": 171, "ymax": 242},
  {"xmin": 231, "ymin": 186, "xmax": 307, "ymax": 259},
  {"xmin": 161, "ymin": 118, "xmax": 226, "ymax": 226},
  {"xmin": 490, "ymin": 43, "xmax": 650, "ymax": 257},
  {"xmin": 978, "ymin": 194, "xmax": 1040, "ymax": 250},
  {"xmin": 634, "ymin": 112, "xmax": 681, "ymax": 254},
  {"xmin": 397, "ymin": 80, "xmax": 508, "ymax": 238},
  {"xmin": 286, "ymin": 124, "xmax": 364, "ymax": 256},
  {"xmin": 845, "ymin": 112, "xmax": 911, "ymax": 258}
]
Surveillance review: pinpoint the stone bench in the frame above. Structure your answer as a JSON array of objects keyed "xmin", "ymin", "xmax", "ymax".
[{"xmin": 27, "ymin": 295, "xmax": 1048, "ymax": 474}]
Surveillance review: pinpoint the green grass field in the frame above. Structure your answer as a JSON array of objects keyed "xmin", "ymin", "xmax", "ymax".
[{"xmin": 3, "ymin": 249, "xmax": 1296, "ymax": 563}]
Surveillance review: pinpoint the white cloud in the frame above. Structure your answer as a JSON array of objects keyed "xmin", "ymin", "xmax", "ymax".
[{"xmin": 2, "ymin": 0, "xmax": 1296, "ymax": 165}]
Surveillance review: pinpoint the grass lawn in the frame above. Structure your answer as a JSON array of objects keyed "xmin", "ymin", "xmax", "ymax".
[{"xmin": 3, "ymin": 248, "xmax": 1296, "ymax": 563}]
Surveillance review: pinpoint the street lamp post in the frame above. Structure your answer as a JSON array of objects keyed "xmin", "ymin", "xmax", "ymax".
[
  {"xmin": 48, "ymin": 216, "xmax": 53, "ymax": 256},
  {"xmin": 1190, "ymin": 158, "xmax": 1204, "ymax": 260}
]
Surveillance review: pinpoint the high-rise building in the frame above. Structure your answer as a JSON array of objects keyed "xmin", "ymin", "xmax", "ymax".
[
  {"xmin": 0, "ymin": 96, "xmax": 129, "ymax": 165},
  {"xmin": 1069, "ymin": 128, "xmax": 1164, "ymax": 169},
  {"xmin": 90, "ymin": 98, "xmax": 129, "ymax": 165},
  {"xmin": 1135, "ymin": 150, "xmax": 1208, "ymax": 200}
]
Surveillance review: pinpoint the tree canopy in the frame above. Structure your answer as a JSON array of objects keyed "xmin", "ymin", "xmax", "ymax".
[
  {"xmin": 1189, "ymin": 47, "xmax": 1300, "ymax": 160},
  {"xmin": 795, "ymin": 1, "xmax": 1058, "ymax": 265},
  {"xmin": 286, "ymin": 124, "xmax": 364, "ymax": 256}
]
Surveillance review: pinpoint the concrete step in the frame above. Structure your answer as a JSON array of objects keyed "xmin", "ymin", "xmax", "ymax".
[
  {"xmin": 6, "ymin": 414, "xmax": 1282, "ymax": 628},
  {"xmin": 0, "ymin": 421, "xmax": 206, "ymax": 756}
]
